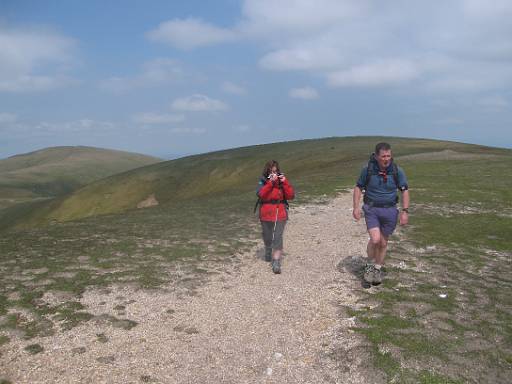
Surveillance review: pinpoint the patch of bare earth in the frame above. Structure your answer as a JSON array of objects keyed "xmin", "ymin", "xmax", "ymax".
[{"xmin": 0, "ymin": 194, "xmax": 377, "ymax": 383}]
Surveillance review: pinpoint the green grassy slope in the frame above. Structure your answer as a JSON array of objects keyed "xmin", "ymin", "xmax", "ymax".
[
  {"xmin": 0, "ymin": 136, "xmax": 510, "ymax": 382},
  {"xmin": 10, "ymin": 136, "xmax": 506, "ymax": 229},
  {"xmin": 0, "ymin": 146, "xmax": 162, "ymax": 200}
]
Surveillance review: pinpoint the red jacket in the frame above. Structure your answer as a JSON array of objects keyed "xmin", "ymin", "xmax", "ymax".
[{"xmin": 257, "ymin": 177, "xmax": 295, "ymax": 221}]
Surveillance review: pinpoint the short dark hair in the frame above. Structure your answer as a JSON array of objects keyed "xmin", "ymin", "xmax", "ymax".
[{"xmin": 375, "ymin": 142, "xmax": 391, "ymax": 154}]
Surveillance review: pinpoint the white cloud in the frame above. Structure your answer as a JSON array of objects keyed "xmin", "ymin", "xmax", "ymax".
[
  {"xmin": 241, "ymin": 0, "xmax": 366, "ymax": 37},
  {"xmin": 260, "ymin": 47, "xmax": 343, "ymax": 71},
  {"xmin": 0, "ymin": 113, "xmax": 17, "ymax": 124},
  {"xmin": 147, "ymin": 18, "xmax": 237, "ymax": 50},
  {"xmin": 289, "ymin": 87, "xmax": 319, "ymax": 100},
  {"xmin": 0, "ymin": 27, "xmax": 77, "ymax": 92},
  {"xmin": 2, "ymin": 119, "xmax": 117, "ymax": 138},
  {"xmin": 142, "ymin": 1, "xmax": 512, "ymax": 93},
  {"xmin": 100, "ymin": 58, "xmax": 183, "ymax": 93},
  {"xmin": 328, "ymin": 60, "xmax": 420, "ymax": 87},
  {"xmin": 132, "ymin": 112, "xmax": 185, "ymax": 125},
  {"xmin": 171, "ymin": 94, "xmax": 228, "ymax": 112},
  {"xmin": 222, "ymin": 81, "xmax": 247, "ymax": 95}
]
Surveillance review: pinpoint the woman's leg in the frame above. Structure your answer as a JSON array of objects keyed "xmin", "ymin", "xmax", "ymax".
[
  {"xmin": 261, "ymin": 221, "xmax": 273, "ymax": 261},
  {"xmin": 271, "ymin": 221, "xmax": 286, "ymax": 273}
]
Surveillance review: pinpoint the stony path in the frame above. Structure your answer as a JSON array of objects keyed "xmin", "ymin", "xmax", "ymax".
[{"xmin": 2, "ymin": 194, "xmax": 376, "ymax": 383}]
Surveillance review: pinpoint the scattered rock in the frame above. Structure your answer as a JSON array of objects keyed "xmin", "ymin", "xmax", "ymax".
[
  {"xmin": 111, "ymin": 319, "xmax": 138, "ymax": 330},
  {"xmin": 24, "ymin": 344, "xmax": 44, "ymax": 355},
  {"xmin": 96, "ymin": 355, "xmax": 115, "ymax": 364},
  {"xmin": 274, "ymin": 352, "xmax": 283, "ymax": 361},
  {"xmin": 71, "ymin": 347, "xmax": 87, "ymax": 355},
  {"xmin": 96, "ymin": 333, "xmax": 109, "ymax": 343}
]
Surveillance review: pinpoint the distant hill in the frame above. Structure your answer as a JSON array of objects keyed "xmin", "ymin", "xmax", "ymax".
[
  {"xmin": 0, "ymin": 146, "xmax": 162, "ymax": 207},
  {"xmin": 6, "ymin": 136, "xmax": 510, "ymax": 230}
]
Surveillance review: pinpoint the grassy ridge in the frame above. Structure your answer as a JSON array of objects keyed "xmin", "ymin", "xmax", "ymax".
[
  {"xmin": 0, "ymin": 146, "xmax": 161, "ymax": 202},
  {"xmin": 7, "ymin": 136, "xmax": 499, "ymax": 228}
]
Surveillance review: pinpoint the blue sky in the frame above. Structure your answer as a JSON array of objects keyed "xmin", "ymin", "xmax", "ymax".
[{"xmin": 1, "ymin": 0, "xmax": 511, "ymax": 159}]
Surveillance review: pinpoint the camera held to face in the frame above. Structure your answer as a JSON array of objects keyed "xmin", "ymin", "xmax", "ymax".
[{"xmin": 268, "ymin": 172, "xmax": 285, "ymax": 181}]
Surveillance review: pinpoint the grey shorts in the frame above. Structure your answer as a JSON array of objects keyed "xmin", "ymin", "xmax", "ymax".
[
  {"xmin": 261, "ymin": 220, "xmax": 286, "ymax": 250},
  {"xmin": 363, "ymin": 204, "xmax": 399, "ymax": 237}
]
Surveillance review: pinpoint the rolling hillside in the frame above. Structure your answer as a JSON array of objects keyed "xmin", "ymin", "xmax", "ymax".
[
  {"xmin": 0, "ymin": 146, "xmax": 162, "ymax": 209},
  {"xmin": 1, "ymin": 136, "xmax": 510, "ymax": 383},
  {"xmin": 7, "ymin": 136, "xmax": 510, "ymax": 229}
]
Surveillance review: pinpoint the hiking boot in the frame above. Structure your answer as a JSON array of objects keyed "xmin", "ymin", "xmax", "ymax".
[
  {"xmin": 272, "ymin": 259, "xmax": 281, "ymax": 274},
  {"xmin": 372, "ymin": 268, "xmax": 383, "ymax": 285},
  {"xmin": 264, "ymin": 247, "xmax": 272, "ymax": 262},
  {"xmin": 363, "ymin": 263, "xmax": 377, "ymax": 284}
]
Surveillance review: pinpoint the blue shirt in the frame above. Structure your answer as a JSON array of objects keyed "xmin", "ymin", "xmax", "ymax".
[{"xmin": 356, "ymin": 161, "xmax": 408, "ymax": 205}]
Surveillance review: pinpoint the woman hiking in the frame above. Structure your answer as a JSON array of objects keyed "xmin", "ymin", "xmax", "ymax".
[{"xmin": 256, "ymin": 160, "xmax": 295, "ymax": 274}]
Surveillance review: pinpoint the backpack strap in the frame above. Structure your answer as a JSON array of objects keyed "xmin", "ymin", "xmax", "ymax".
[
  {"xmin": 364, "ymin": 156, "xmax": 400, "ymax": 191},
  {"xmin": 391, "ymin": 162, "xmax": 399, "ymax": 188},
  {"xmin": 254, "ymin": 177, "xmax": 265, "ymax": 213}
]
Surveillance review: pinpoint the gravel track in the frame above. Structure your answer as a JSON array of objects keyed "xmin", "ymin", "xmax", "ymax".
[{"xmin": 1, "ymin": 194, "xmax": 376, "ymax": 383}]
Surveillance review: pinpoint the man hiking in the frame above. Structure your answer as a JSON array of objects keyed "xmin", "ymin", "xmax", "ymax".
[
  {"xmin": 256, "ymin": 160, "xmax": 295, "ymax": 274},
  {"xmin": 352, "ymin": 142, "xmax": 410, "ymax": 285}
]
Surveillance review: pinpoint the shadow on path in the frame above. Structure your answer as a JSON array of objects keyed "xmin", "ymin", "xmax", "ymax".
[{"xmin": 339, "ymin": 255, "xmax": 372, "ymax": 289}]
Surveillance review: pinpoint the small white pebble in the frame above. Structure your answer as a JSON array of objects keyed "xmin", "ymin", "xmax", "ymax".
[
  {"xmin": 274, "ymin": 352, "xmax": 283, "ymax": 361},
  {"xmin": 439, "ymin": 294, "xmax": 447, "ymax": 299},
  {"xmin": 266, "ymin": 368, "xmax": 273, "ymax": 376}
]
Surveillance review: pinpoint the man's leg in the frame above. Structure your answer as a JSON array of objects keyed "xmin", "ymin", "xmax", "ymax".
[
  {"xmin": 374, "ymin": 235, "xmax": 389, "ymax": 266},
  {"xmin": 364, "ymin": 227, "xmax": 382, "ymax": 283},
  {"xmin": 367, "ymin": 227, "xmax": 381, "ymax": 262}
]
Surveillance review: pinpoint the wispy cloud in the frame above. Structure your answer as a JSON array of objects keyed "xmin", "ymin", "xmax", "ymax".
[
  {"xmin": 132, "ymin": 112, "xmax": 185, "ymax": 125},
  {"xmin": 327, "ymin": 60, "xmax": 420, "ymax": 88},
  {"xmin": 147, "ymin": 18, "xmax": 237, "ymax": 50},
  {"xmin": 171, "ymin": 94, "xmax": 228, "ymax": 112},
  {"xmin": 435, "ymin": 117, "xmax": 465, "ymax": 126},
  {"xmin": 289, "ymin": 87, "xmax": 319, "ymax": 99},
  {"xmin": 0, "ymin": 113, "xmax": 17, "ymax": 124},
  {"xmin": 222, "ymin": 81, "xmax": 247, "ymax": 95},
  {"xmin": 170, "ymin": 127, "xmax": 206, "ymax": 134},
  {"xmin": 99, "ymin": 58, "xmax": 184, "ymax": 93},
  {"xmin": 478, "ymin": 95, "xmax": 509, "ymax": 112},
  {"xmin": 0, "ymin": 27, "xmax": 77, "ymax": 92},
  {"xmin": 259, "ymin": 47, "xmax": 343, "ymax": 71}
]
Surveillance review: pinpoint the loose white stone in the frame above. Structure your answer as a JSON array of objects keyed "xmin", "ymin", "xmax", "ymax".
[
  {"xmin": 274, "ymin": 352, "xmax": 283, "ymax": 361},
  {"xmin": 439, "ymin": 293, "xmax": 447, "ymax": 299},
  {"xmin": 266, "ymin": 367, "xmax": 273, "ymax": 376}
]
